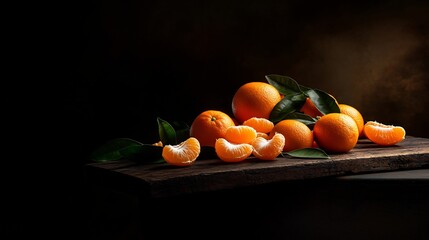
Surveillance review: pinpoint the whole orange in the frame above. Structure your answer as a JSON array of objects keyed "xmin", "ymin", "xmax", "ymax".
[
  {"xmin": 313, "ymin": 113, "xmax": 359, "ymax": 153},
  {"xmin": 269, "ymin": 119, "xmax": 313, "ymax": 152},
  {"xmin": 300, "ymin": 97, "xmax": 323, "ymax": 118},
  {"xmin": 339, "ymin": 104, "xmax": 365, "ymax": 137},
  {"xmin": 189, "ymin": 110, "xmax": 236, "ymax": 147},
  {"xmin": 232, "ymin": 82, "xmax": 281, "ymax": 124}
]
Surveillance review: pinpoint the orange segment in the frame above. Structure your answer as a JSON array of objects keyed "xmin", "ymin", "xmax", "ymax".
[
  {"xmin": 256, "ymin": 132, "xmax": 270, "ymax": 139},
  {"xmin": 363, "ymin": 121, "xmax": 406, "ymax": 146},
  {"xmin": 251, "ymin": 132, "xmax": 285, "ymax": 160},
  {"xmin": 224, "ymin": 125, "xmax": 257, "ymax": 144},
  {"xmin": 242, "ymin": 117, "xmax": 275, "ymax": 133},
  {"xmin": 214, "ymin": 138, "xmax": 253, "ymax": 162},
  {"xmin": 162, "ymin": 137, "xmax": 201, "ymax": 166}
]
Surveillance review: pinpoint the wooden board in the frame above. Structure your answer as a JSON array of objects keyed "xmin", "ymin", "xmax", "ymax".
[{"xmin": 85, "ymin": 136, "xmax": 429, "ymax": 198}]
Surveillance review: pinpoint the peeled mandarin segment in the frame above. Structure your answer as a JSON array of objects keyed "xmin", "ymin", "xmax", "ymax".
[
  {"xmin": 224, "ymin": 125, "xmax": 257, "ymax": 144},
  {"xmin": 363, "ymin": 121, "xmax": 406, "ymax": 146},
  {"xmin": 256, "ymin": 132, "xmax": 270, "ymax": 139},
  {"xmin": 242, "ymin": 117, "xmax": 275, "ymax": 133},
  {"xmin": 251, "ymin": 132, "xmax": 285, "ymax": 160},
  {"xmin": 162, "ymin": 137, "xmax": 201, "ymax": 166},
  {"xmin": 214, "ymin": 138, "xmax": 253, "ymax": 162}
]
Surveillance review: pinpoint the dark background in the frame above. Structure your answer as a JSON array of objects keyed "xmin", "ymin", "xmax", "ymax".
[
  {"xmin": 7, "ymin": 0, "xmax": 429, "ymax": 239},
  {"xmin": 65, "ymin": 0, "xmax": 429, "ymax": 162}
]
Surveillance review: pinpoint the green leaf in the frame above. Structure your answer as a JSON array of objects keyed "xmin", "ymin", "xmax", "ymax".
[
  {"xmin": 269, "ymin": 92, "xmax": 308, "ymax": 123},
  {"xmin": 170, "ymin": 121, "xmax": 190, "ymax": 143},
  {"xmin": 157, "ymin": 117, "xmax": 177, "ymax": 145},
  {"xmin": 265, "ymin": 74, "xmax": 303, "ymax": 97},
  {"xmin": 269, "ymin": 98, "xmax": 298, "ymax": 123},
  {"xmin": 298, "ymin": 84, "xmax": 312, "ymax": 92},
  {"xmin": 305, "ymin": 89, "xmax": 340, "ymax": 115},
  {"xmin": 284, "ymin": 148, "xmax": 330, "ymax": 159},
  {"xmin": 127, "ymin": 144, "xmax": 165, "ymax": 164},
  {"xmin": 282, "ymin": 112, "xmax": 317, "ymax": 126},
  {"xmin": 90, "ymin": 138, "xmax": 143, "ymax": 162},
  {"xmin": 290, "ymin": 93, "xmax": 307, "ymax": 103}
]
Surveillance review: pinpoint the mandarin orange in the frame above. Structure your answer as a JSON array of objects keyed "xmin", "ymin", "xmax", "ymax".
[
  {"xmin": 189, "ymin": 110, "xmax": 235, "ymax": 147},
  {"xmin": 313, "ymin": 113, "xmax": 359, "ymax": 153},
  {"xmin": 269, "ymin": 119, "xmax": 313, "ymax": 152},
  {"xmin": 300, "ymin": 97, "xmax": 323, "ymax": 118},
  {"xmin": 232, "ymin": 82, "xmax": 281, "ymax": 124},
  {"xmin": 339, "ymin": 104, "xmax": 365, "ymax": 137}
]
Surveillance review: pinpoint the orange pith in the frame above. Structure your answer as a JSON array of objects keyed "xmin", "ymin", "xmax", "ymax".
[
  {"xmin": 162, "ymin": 137, "xmax": 201, "ymax": 166},
  {"xmin": 189, "ymin": 110, "xmax": 236, "ymax": 147},
  {"xmin": 215, "ymin": 138, "xmax": 253, "ymax": 162},
  {"xmin": 313, "ymin": 113, "xmax": 359, "ymax": 153},
  {"xmin": 251, "ymin": 132, "xmax": 285, "ymax": 160},
  {"xmin": 224, "ymin": 125, "xmax": 257, "ymax": 144},
  {"xmin": 232, "ymin": 82, "xmax": 281, "ymax": 124},
  {"xmin": 339, "ymin": 104, "xmax": 365, "ymax": 137},
  {"xmin": 242, "ymin": 117, "xmax": 275, "ymax": 133},
  {"xmin": 269, "ymin": 119, "xmax": 313, "ymax": 152},
  {"xmin": 363, "ymin": 121, "xmax": 406, "ymax": 146}
]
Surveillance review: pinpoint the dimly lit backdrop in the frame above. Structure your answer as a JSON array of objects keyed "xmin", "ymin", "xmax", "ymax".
[
  {"xmin": 53, "ymin": 0, "xmax": 429, "ymax": 236},
  {"xmin": 64, "ymin": 0, "xmax": 429, "ymax": 167}
]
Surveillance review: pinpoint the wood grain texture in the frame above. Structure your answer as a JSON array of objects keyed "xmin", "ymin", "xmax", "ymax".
[{"xmin": 85, "ymin": 136, "xmax": 429, "ymax": 198}]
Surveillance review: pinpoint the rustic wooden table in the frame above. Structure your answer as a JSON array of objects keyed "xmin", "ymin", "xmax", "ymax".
[{"xmin": 84, "ymin": 136, "xmax": 429, "ymax": 240}]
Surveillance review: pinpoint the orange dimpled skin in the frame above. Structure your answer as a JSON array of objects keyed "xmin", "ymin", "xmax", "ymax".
[
  {"xmin": 215, "ymin": 138, "xmax": 253, "ymax": 162},
  {"xmin": 189, "ymin": 110, "xmax": 236, "ymax": 147},
  {"xmin": 269, "ymin": 119, "xmax": 313, "ymax": 152},
  {"xmin": 162, "ymin": 137, "xmax": 201, "ymax": 167},
  {"xmin": 339, "ymin": 104, "xmax": 365, "ymax": 137},
  {"xmin": 251, "ymin": 132, "xmax": 285, "ymax": 160},
  {"xmin": 313, "ymin": 113, "xmax": 359, "ymax": 153},
  {"xmin": 300, "ymin": 97, "xmax": 323, "ymax": 118},
  {"xmin": 232, "ymin": 82, "xmax": 281, "ymax": 124},
  {"xmin": 364, "ymin": 121, "xmax": 406, "ymax": 146}
]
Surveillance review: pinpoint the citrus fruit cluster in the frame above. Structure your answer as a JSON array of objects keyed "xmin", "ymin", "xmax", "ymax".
[
  {"xmin": 162, "ymin": 75, "xmax": 405, "ymax": 166},
  {"xmin": 91, "ymin": 74, "xmax": 406, "ymax": 167}
]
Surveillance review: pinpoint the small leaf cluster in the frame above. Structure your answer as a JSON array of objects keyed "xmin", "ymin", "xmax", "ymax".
[
  {"xmin": 90, "ymin": 74, "xmax": 340, "ymax": 163},
  {"xmin": 90, "ymin": 117, "xmax": 189, "ymax": 164},
  {"xmin": 266, "ymin": 74, "xmax": 340, "ymax": 126}
]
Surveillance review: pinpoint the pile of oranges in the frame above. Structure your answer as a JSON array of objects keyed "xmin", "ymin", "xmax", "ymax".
[{"xmin": 161, "ymin": 80, "xmax": 406, "ymax": 167}]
